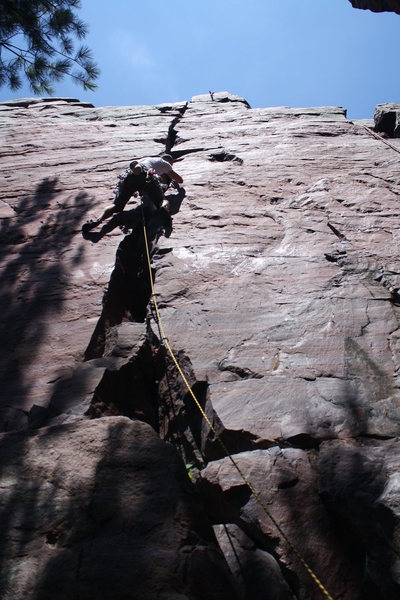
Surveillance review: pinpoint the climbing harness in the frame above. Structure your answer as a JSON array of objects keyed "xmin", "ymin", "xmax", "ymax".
[{"xmin": 141, "ymin": 216, "xmax": 335, "ymax": 600}]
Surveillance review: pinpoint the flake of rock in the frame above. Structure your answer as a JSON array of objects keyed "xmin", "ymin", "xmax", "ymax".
[
  {"xmin": 200, "ymin": 447, "xmax": 363, "ymax": 599},
  {"xmin": 0, "ymin": 417, "xmax": 239, "ymax": 600},
  {"xmin": 213, "ymin": 523, "xmax": 295, "ymax": 600},
  {"xmin": 349, "ymin": 0, "xmax": 400, "ymax": 14},
  {"xmin": 29, "ymin": 322, "xmax": 151, "ymax": 428},
  {"xmin": 314, "ymin": 438, "xmax": 400, "ymax": 597},
  {"xmin": 374, "ymin": 103, "xmax": 400, "ymax": 137}
]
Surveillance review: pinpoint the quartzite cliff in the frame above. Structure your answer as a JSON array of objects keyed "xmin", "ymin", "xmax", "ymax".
[{"xmin": 1, "ymin": 90, "xmax": 400, "ymax": 600}]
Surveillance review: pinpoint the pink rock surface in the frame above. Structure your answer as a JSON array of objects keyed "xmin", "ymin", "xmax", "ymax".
[
  {"xmin": 1, "ymin": 92, "xmax": 400, "ymax": 597},
  {"xmin": 0, "ymin": 98, "xmax": 186, "ymax": 429},
  {"xmin": 155, "ymin": 93, "xmax": 400, "ymax": 446},
  {"xmin": 0, "ymin": 416, "xmax": 238, "ymax": 600}
]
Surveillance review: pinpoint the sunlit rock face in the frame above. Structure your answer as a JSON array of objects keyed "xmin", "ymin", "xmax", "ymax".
[
  {"xmin": 349, "ymin": 0, "xmax": 400, "ymax": 14},
  {"xmin": 1, "ymin": 92, "xmax": 400, "ymax": 599}
]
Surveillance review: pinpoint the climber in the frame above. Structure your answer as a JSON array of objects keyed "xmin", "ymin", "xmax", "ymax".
[
  {"xmin": 139, "ymin": 154, "xmax": 183, "ymax": 191},
  {"xmin": 82, "ymin": 154, "xmax": 183, "ymax": 237},
  {"xmin": 81, "ymin": 185, "xmax": 186, "ymax": 243}
]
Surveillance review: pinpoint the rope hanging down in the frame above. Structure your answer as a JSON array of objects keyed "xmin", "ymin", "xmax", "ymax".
[{"xmin": 141, "ymin": 216, "xmax": 335, "ymax": 600}]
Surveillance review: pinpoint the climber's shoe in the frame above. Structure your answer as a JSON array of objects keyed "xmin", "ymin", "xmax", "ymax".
[
  {"xmin": 82, "ymin": 219, "xmax": 99, "ymax": 234},
  {"xmin": 160, "ymin": 208, "xmax": 173, "ymax": 238},
  {"xmin": 82, "ymin": 230, "xmax": 102, "ymax": 243}
]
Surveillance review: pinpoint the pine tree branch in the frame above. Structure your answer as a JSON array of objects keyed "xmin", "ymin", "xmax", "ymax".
[
  {"xmin": 0, "ymin": 0, "xmax": 98, "ymax": 93},
  {"xmin": 2, "ymin": 39, "xmax": 97, "ymax": 89}
]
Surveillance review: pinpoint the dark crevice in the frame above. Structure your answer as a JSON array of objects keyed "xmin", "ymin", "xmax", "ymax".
[
  {"xmin": 357, "ymin": 432, "xmax": 395, "ymax": 441},
  {"xmin": 170, "ymin": 147, "xmax": 205, "ymax": 159},
  {"xmin": 86, "ymin": 327, "xmax": 165, "ymax": 431},
  {"xmin": 209, "ymin": 150, "xmax": 243, "ymax": 164},
  {"xmin": 215, "ymin": 96, "xmax": 251, "ymax": 109},
  {"xmin": 165, "ymin": 103, "xmax": 188, "ymax": 154},
  {"xmin": 285, "ymin": 433, "xmax": 321, "ymax": 450},
  {"xmin": 158, "ymin": 350, "xmax": 207, "ymax": 469},
  {"xmin": 218, "ymin": 362, "xmax": 263, "ymax": 380},
  {"xmin": 83, "ymin": 222, "xmax": 156, "ymax": 360}
]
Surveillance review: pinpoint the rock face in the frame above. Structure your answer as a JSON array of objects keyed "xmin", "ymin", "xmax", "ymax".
[
  {"xmin": 349, "ymin": 0, "xmax": 400, "ymax": 14},
  {"xmin": 1, "ymin": 93, "xmax": 400, "ymax": 598},
  {"xmin": 0, "ymin": 417, "xmax": 238, "ymax": 600}
]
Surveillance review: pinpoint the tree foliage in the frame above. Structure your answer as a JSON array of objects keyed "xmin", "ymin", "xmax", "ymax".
[{"xmin": 0, "ymin": 0, "xmax": 99, "ymax": 94}]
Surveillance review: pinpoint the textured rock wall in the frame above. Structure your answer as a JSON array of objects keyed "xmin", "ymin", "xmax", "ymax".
[
  {"xmin": 350, "ymin": 0, "xmax": 400, "ymax": 14},
  {"xmin": 1, "ymin": 93, "xmax": 400, "ymax": 599}
]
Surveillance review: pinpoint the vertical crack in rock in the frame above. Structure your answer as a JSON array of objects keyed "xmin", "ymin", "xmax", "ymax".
[
  {"xmin": 86, "ymin": 325, "xmax": 166, "ymax": 432},
  {"xmin": 79, "ymin": 102, "xmax": 283, "ymax": 597},
  {"xmin": 158, "ymin": 350, "xmax": 207, "ymax": 469},
  {"xmin": 84, "ymin": 222, "xmax": 156, "ymax": 360},
  {"xmin": 81, "ymin": 102, "xmax": 221, "ymax": 462},
  {"xmin": 78, "ymin": 95, "xmax": 400, "ymax": 599},
  {"xmin": 166, "ymin": 103, "xmax": 188, "ymax": 155},
  {"xmin": 84, "ymin": 103, "xmax": 189, "ymax": 360}
]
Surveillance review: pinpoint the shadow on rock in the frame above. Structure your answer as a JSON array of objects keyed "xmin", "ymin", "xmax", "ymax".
[
  {"xmin": 0, "ymin": 178, "xmax": 96, "ymax": 594},
  {"xmin": 310, "ymin": 338, "xmax": 400, "ymax": 599},
  {"xmin": 0, "ymin": 178, "xmax": 94, "ymax": 431},
  {"xmin": 84, "ymin": 188, "xmax": 186, "ymax": 361},
  {"xmin": 10, "ymin": 418, "xmax": 239, "ymax": 600},
  {"xmin": 269, "ymin": 339, "xmax": 400, "ymax": 598},
  {"xmin": 196, "ymin": 335, "xmax": 400, "ymax": 599}
]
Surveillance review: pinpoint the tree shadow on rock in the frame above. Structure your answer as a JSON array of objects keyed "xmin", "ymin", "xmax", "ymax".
[
  {"xmin": 314, "ymin": 337, "xmax": 400, "ymax": 599},
  {"xmin": 32, "ymin": 418, "xmax": 239, "ymax": 600},
  {"xmin": 0, "ymin": 420, "xmax": 87, "ymax": 599},
  {"xmin": 0, "ymin": 178, "xmax": 95, "ymax": 431},
  {"xmin": 197, "ymin": 335, "xmax": 400, "ymax": 599},
  {"xmin": 276, "ymin": 337, "xmax": 400, "ymax": 598}
]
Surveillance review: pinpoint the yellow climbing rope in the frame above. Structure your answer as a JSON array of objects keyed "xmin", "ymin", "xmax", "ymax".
[{"xmin": 142, "ymin": 218, "xmax": 335, "ymax": 600}]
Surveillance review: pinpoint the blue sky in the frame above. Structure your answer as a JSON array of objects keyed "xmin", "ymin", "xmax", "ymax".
[{"xmin": 1, "ymin": 0, "xmax": 399, "ymax": 119}]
